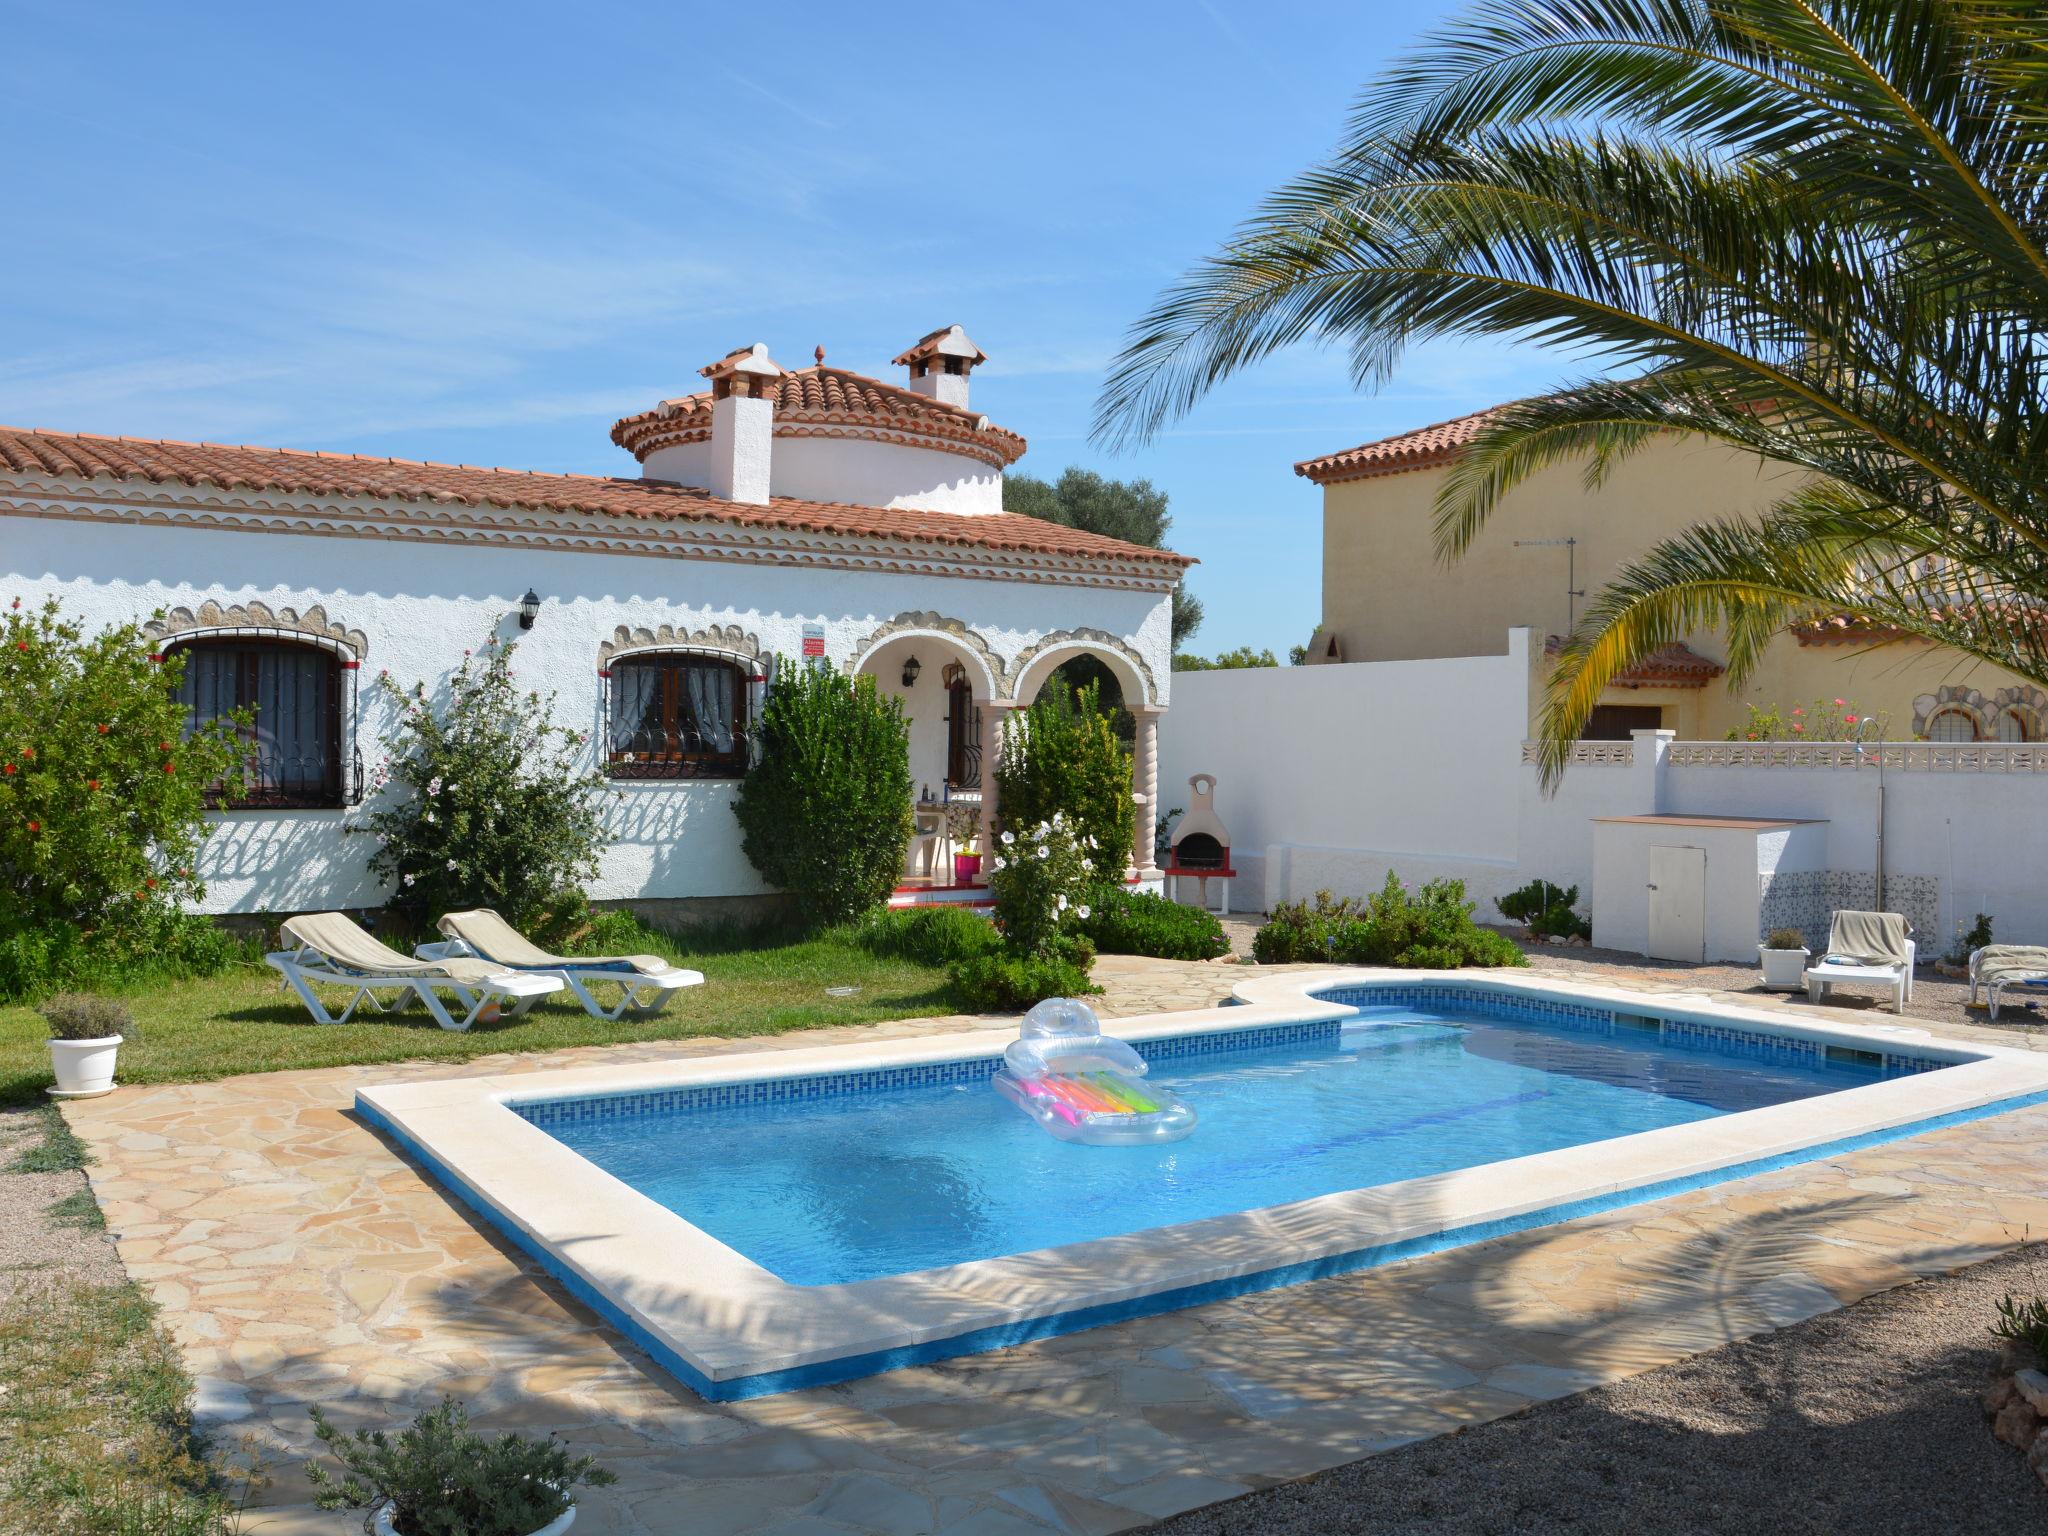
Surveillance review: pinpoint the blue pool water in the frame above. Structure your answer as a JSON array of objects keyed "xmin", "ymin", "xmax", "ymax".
[{"xmin": 531, "ymin": 1003, "xmax": 1933, "ymax": 1287}]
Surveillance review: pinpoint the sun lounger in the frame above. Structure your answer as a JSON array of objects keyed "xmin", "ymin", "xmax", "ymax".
[
  {"xmin": 424, "ymin": 908, "xmax": 704, "ymax": 1021},
  {"xmin": 1969, "ymin": 944, "xmax": 2048, "ymax": 1020},
  {"xmin": 266, "ymin": 912, "xmax": 564, "ymax": 1032},
  {"xmin": 1803, "ymin": 910, "xmax": 1915, "ymax": 1013}
]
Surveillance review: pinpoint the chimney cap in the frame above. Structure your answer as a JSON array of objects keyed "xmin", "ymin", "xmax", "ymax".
[
  {"xmin": 699, "ymin": 342, "xmax": 786, "ymax": 383},
  {"xmin": 891, "ymin": 325, "xmax": 986, "ymax": 369}
]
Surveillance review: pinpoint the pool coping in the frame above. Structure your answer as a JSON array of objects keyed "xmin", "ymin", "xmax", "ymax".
[{"xmin": 354, "ymin": 969, "xmax": 2048, "ymax": 1400}]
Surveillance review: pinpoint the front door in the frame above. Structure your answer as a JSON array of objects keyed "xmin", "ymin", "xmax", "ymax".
[{"xmin": 1647, "ymin": 844, "xmax": 1706, "ymax": 962}]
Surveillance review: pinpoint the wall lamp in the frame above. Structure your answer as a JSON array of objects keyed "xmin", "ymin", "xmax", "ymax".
[
  {"xmin": 517, "ymin": 589, "xmax": 542, "ymax": 630},
  {"xmin": 901, "ymin": 654, "xmax": 922, "ymax": 688}
]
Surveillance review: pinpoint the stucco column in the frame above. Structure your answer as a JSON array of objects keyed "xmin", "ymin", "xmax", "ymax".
[
  {"xmin": 978, "ymin": 701, "xmax": 1016, "ymax": 851},
  {"xmin": 1131, "ymin": 706, "xmax": 1163, "ymax": 880}
]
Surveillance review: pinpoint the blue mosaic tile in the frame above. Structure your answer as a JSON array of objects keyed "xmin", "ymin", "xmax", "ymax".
[{"xmin": 510, "ymin": 981, "xmax": 1952, "ymax": 1129}]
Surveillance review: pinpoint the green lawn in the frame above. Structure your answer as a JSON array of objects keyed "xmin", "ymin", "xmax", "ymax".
[{"xmin": 1, "ymin": 927, "xmax": 960, "ymax": 1106}]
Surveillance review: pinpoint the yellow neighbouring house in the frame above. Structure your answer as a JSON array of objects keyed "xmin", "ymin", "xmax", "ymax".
[{"xmin": 1294, "ymin": 406, "xmax": 2048, "ymax": 744}]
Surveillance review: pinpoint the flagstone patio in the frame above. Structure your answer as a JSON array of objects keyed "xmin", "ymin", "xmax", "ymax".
[{"xmin": 62, "ymin": 954, "xmax": 2048, "ymax": 1536}]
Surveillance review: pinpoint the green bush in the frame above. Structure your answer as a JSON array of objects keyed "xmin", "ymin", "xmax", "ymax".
[
  {"xmin": 1496, "ymin": 878, "xmax": 1590, "ymax": 941},
  {"xmin": 947, "ymin": 940, "xmax": 1100, "ymax": 1012},
  {"xmin": 1253, "ymin": 875, "xmax": 1529, "ymax": 970},
  {"xmin": 0, "ymin": 907, "xmax": 251, "ymax": 1005},
  {"xmin": 309, "ymin": 1397, "xmax": 616, "ymax": 1536},
  {"xmin": 355, "ymin": 635, "xmax": 610, "ymax": 932},
  {"xmin": 851, "ymin": 905, "xmax": 1002, "ymax": 967},
  {"xmin": 1080, "ymin": 886, "xmax": 1229, "ymax": 960},
  {"xmin": 1993, "ymin": 1292, "xmax": 2048, "ymax": 1368},
  {"xmin": 734, "ymin": 663, "xmax": 912, "ymax": 927},
  {"xmin": 0, "ymin": 597, "xmax": 249, "ymax": 946},
  {"xmin": 994, "ymin": 681, "xmax": 1134, "ymax": 882}
]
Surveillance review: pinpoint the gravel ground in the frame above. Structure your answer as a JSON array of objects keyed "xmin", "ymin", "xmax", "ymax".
[
  {"xmin": 0, "ymin": 1104, "xmax": 124, "ymax": 1301},
  {"xmin": 1156, "ymin": 1245, "xmax": 2048, "ymax": 1536}
]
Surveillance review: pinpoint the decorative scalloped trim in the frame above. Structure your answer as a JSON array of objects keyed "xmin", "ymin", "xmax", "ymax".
[
  {"xmin": 1010, "ymin": 626, "xmax": 1159, "ymax": 707},
  {"xmin": 143, "ymin": 599, "xmax": 367, "ymax": 657},
  {"xmin": 842, "ymin": 611, "xmax": 1005, "ymax": 695},
  {"xmin": 1911, "ymin": 683, "xmax": 2048, "ymax": 740},
  {"xmin": 598, "ymin": 622, "xmax": 764, "ymax": 665}
]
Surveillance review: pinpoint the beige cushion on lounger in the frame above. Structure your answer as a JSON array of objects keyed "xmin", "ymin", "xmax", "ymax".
[
  {"xmin": 438, "ymin": 909, "xmax": 673, "ymax": 976},
  {"xmin": 1975, "ymin": 944, "xmax": 2048, "ymax": 988},
  {"xmin": 1821, "ymin": 910, "xmax": 1911, "ymax": 968},
  {"xmin": 281, "ymin": 912, "xmax": 509, "ymax": 986}
]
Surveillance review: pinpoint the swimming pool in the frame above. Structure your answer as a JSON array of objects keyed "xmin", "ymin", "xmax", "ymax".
[{"xmin": 357, "ymin": 971, "xmax": 2048, "ymax": 1399}]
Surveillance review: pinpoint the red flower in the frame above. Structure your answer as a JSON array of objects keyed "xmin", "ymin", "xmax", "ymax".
[
  {"xmin": 25, "ymin": 821, "xmax": 37, "ymax": 833},
  {"xmin": 159, "ymin": 742, "xmax": 172, "ymax": 752},
  {"xmin": 1844, "ymin": 714, "xmax": 1859, "ymax": 724},
  {"xmin": 162, "ymin": 762, "xmax": 176, "ymax": 774},
  {"xmin": 1, "ymin": 763, "xmax": 12, "ymax": 776},
  {"xmin": 13, "ymin": 642, "xmax": 25, "ymax": 652},
  {"xmin": 20, "ymin": 747, "xmax": 31, "ymax": 759},
  {"xmin": 87, "ymin": 779, "xmax": 100, "ymax": 791},
  {"xmin": 97, "ymin": 723, "xmax": 109, "ymax": 735},
  {"xmin": 144, "ymin": 877, "xmax": 156, "ymax": 889}
]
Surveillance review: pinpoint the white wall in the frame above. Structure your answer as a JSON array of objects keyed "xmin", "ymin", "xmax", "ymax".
[
  {"xmin": 641, "ymin": 435, "xmax": 1003, "ymax": 515},
  {"xmin": 3, "ymin": 513, "xmax": 1168, "ymax": 914},
  {"xmin": 1159, "ymin": 632, "xmax": 2048, "ymax": 952},
  {"xmin": 1156, "ymin": 631, "xmax": 1532, "ymax": 909}
]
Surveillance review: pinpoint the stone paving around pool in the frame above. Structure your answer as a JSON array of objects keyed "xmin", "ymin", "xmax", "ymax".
[{"xmin": 64, "ymin": 954, "xmax": 2048, "ymax": 1536}]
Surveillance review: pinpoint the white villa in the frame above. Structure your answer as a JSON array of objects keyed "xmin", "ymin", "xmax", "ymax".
[{"xmin": 0, "ymin": 326, "xmax": 1188, "ymax": 921}]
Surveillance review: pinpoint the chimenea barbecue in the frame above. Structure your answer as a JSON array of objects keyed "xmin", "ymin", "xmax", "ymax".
[{"xmin": 1164, "ymin": 773, "xmax": 1234, "ymax": 914}]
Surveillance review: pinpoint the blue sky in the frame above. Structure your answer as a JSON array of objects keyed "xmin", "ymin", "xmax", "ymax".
[{"xmin": 1, "ymin": 1, "xmax": 1568, "ymax": 656}]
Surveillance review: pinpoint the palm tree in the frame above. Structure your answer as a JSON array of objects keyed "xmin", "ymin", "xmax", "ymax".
[{"xmin": 1096, "ymin": 0, "xmax": 2048, "ymax": 780}]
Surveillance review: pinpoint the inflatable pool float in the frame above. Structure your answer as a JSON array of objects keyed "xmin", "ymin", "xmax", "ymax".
[{"xmin": 993, "ymin": 998, "xmax": 1197, "ymax": 1145}]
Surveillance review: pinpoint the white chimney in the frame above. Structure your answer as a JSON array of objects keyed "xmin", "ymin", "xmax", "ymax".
[
  {"xmin": 892, "ymin": 325, "xmax": 985, "ymax": 411},
  {"xmin": 697, "ymin": 343, "xmax": 783, "ymax": 504}
]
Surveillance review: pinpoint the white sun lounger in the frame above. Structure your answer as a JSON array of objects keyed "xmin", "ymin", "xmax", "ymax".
[
  {"xmin": 1803, "ymin": 910, "xmax": 1915, "ymax": 1014},
  {"xmin": 267, "ymin": 912, "xmax": 564, "ymax": 1032},
  {"xmin": 1969, "ymin": 944, "xmax": 2048, "ymax": 1021},
  {"xmin": 423, "ymin": 908, "xmax": 704, "ymax": 1021}
]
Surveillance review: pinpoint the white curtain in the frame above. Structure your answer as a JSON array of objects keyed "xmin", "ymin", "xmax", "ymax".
[
  {"xmin": 685, "ymin": 663, "xmax": 735, "ymax": 754},
  {"xmin": 611, "ymin": 666, "xmax": 662, "ymax": 754}
]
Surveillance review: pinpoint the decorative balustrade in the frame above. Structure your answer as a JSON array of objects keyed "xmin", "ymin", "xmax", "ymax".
[
  {"xmin": 1664, "ymin": 741, "xmax": 2048, "ymax": 773},
  {"xmin": 1520, "ymin": 741, "xmax": 1634, "ymax": 766}
]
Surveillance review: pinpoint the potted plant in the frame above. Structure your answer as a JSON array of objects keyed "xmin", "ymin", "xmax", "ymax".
[
  {"xmin": 1937, "ymin": 912, "xmax": 1993, "ymax": 979},
  {"xmin": 41, "ymin": 993, "xmax": 130, "ymax": 1099},
  {"xmin": 308, "ymin": 1398, "xmax": 615, "ymax": 1536},
  {"xmin": 949, "ymin": 802, "xmax": 984, "ymax": 885},
  {"xmin": 1757, "ymin": 928, "xmax": 1810, "ymax": 991}
]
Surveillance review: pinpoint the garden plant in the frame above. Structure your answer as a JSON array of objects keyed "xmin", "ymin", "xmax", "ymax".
[
  {"xmin": 355, "ymin": 634, "xmax": 611, "ymax": 938},
  {"xmin": 735, "ymin": 662, "xmax": 913, "ymax": 927},
  {"xmin": 994, "ymin": 680, "xmax": 1134, "ymax": 882},
  {"xmin": 1254, "ymin": 874, "xmax": 1528, "ymax": 968},
  {"xmin": 948, "ymin": 814, "xmax": 1101, "ymax": 1010},
  {"xmin": 0, "ymin": 598, "xmax": 251, "ymax": 1001}
]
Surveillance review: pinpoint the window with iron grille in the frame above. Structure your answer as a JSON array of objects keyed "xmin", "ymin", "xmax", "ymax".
[
  {"xmin": 171, "ymin": 638, "xmax": 344, "ymax": 808},
  {"xmin": 608, "ymin": 653, "xmax": 750, "ymax": 779}
]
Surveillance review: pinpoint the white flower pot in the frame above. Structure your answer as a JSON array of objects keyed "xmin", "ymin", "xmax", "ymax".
[
  {"xmin": 373, "ymin": 1502, "xmax": 575, "ymax": 1536},
  {"xmin": 46, "ymin": 1035, "xmax": 122, "ymax": 1098},
  {"xmin": 1757, "ymin": 947, "xmax": 1811, "ymax": 992}
]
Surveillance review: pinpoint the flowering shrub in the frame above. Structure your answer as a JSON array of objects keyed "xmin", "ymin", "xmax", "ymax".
[
  {"xmin": 994, "ymin": 681, "xmax": 1134, "ymax": 882},
  {"xmin": 948, "ymin": 814, "xmax": 1101, "ymax": 1011},
  {"xmin": 355, "ymin": 635, "xmax": 609, "ymax": 931},
  {"xmin": 987, "ymin": 814, "xmax": 1094, "ymax": 957},
  {"xmin": 1726, "ymin": 698, "xmax": 1883, "ymax": 741},
  {"xmin": 0, "ymin": 597, "xmax": 248, "ymax": 948},
  {"xmin": 734, "ymin": 663, "xmax": 913, "ymax": 926},
  {"xmin": 1078, "ymin": 885, "xmax": 1229, "ymax": 960}
]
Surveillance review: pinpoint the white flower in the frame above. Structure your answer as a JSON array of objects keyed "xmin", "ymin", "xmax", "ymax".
[
  {"xmin": 1077, "ymin": 905, "xmax": 1091, "ymax": 919},
  {"xmin": 1036, "ymin": 845, "xmax": 1050, "ymax": 860},
  {"xmin": 426, "ymin": 776, "xmax": 443, "ymax": 796},
  {"xmin": 403, "ymin": 874, "xmax": 416, "ymax": 887},
  {"xmin": 1001, "ymin": 830, "xmax": 1015, "ymax": 845},
  {"xmin": 446, "ymin": 859, "xmax": 459, "ymax": 870},
  {"xmin": 1056, "ymin": 894, "xmax": 1068, "ymax": 911}
]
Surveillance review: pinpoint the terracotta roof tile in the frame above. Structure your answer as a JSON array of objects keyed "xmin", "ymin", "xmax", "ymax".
[
  {"xmin": 1545, "ymin": 634, "xmax": 1724, "ymax": 687},
  {"xmin": 612, "ymin": 364, "xmax": 1026, "ymax": 467},
  {"xmin": 1295, "ymin": 406, "xmax": 1507, "ymax": 484},
  {"xmin": 0, "ymin": 425, "xmax": 1190, "ymax": 571}
]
